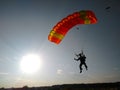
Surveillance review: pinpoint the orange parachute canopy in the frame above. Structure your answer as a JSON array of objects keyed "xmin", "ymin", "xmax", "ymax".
[{"xmin": 48, "ymin": 10, "xmax": 97, "ymax": 44}]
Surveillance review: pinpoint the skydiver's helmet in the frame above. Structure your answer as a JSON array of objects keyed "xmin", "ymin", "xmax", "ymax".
[{"xmin": 80, "ymin": 53, "xmax": 84, "ymax": 57}]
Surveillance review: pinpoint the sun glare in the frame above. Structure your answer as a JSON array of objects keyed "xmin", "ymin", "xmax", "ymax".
[{"xmin": 20, "ymin": 53, "xmax": 42, "ymax": 74}]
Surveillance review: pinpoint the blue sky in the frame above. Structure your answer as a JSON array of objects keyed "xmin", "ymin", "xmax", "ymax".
[{"xmin": 0, "ymin": 0, "xmax": 120, "ymax": 88}]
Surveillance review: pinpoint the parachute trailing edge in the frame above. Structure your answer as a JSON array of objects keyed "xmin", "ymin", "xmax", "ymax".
[{"xmin": 48, "ymin": 10, "xmax": 98, "ymax": 44}]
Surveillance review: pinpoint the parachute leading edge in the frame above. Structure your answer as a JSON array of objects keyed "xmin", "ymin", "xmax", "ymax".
[{"xmin": 48, "ymin": 10, "xmax": 98, "ymax": 44}]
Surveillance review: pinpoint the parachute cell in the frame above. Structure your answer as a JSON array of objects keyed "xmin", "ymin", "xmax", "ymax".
[{"xmin": 48, "ymin": 10, "xmax": 97, "ymax": 44}]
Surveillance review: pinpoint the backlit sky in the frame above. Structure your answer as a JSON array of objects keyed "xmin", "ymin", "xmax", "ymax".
[{"xmin": 0, "ymin": 0, "xmax": 120, "ymax": 88}]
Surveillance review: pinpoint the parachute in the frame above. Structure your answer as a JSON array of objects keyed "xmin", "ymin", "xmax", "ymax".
[{"xmin": 48, "ymin": 10, "xmax": 97, "ymax": 44}]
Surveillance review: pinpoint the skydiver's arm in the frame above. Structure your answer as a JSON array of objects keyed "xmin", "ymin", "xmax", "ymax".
[
  {"xmin": 75, "ymin": 53, "xmax": 79, "ymax": 57},
  {"xmin": 74, "ymin": 58, "xmax": 79, "ymax": 61}
]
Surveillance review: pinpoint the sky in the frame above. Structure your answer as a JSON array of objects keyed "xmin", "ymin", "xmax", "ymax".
[{"xmin": 0, "ymin": 0, "xmax": 120, "ymax": 88}]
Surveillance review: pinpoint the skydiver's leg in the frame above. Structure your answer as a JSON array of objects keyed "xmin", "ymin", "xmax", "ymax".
[
  {"xmin": 84, "ymin": 63, "xmax": 88, "ymax": 70},
  {"xmin": 79, "ymin": 63, "xmax": 83, "ymax": 73}
]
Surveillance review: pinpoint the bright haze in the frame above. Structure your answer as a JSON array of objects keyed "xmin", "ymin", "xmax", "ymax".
[{"xmin": 0, "ymin": 0, "xmax": 120, "ymax": 88}]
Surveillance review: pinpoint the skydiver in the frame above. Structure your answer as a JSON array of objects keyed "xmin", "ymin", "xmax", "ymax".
[
  {"xmin": 76, "ymin": 27, "xmax": 79, "ymax": 30},
  {"xmin": 105, "ymin": 6, "xmax": 111, "ymax": 12},
  {"xmin": 74, "ymin": 51, "xmax": 88, "ymax": 73}
]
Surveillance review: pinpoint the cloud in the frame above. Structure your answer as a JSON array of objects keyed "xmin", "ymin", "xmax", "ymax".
[
  {"xmin": 0, "ymin": 72, "xmax": 9, "ymax": 75},
  {"xmin": 113, "ymin": 67, "xmax": 119, "ymax": 71},
  {"xmin": 57, "ymin": 69, "xmax": 63, "ymax": 75}
]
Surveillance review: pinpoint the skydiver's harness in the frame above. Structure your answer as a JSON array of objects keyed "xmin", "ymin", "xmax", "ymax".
[{"xmin": 75, "ymin": 52, "xmax": 86, "ymax": 62}]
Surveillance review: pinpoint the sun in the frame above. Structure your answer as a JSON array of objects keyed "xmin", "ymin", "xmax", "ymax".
[{"xmin": 20, "ymin": 53, "xmax": 42, "ymax": 74}]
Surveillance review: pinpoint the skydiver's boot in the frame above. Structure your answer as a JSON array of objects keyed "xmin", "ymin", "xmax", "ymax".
[{"xmin": 80, "ymin": 67, "xmax": 82, "ymax": 73}]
